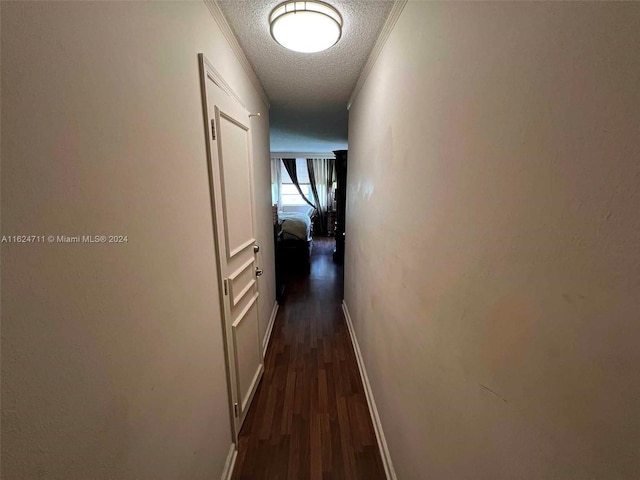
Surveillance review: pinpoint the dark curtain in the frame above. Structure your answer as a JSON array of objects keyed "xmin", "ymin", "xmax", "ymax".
[
  {"xmin": 306, "ymin": 159, "xmax": 327, "ymax": 235},
  {"xmin": 282, "ymin": 158, "xmax": 315, "ymax": 209}
]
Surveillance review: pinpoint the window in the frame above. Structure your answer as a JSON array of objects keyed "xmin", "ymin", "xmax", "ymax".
[
  {"xmin": 281, "ymin": 183, "xmax": 311, "ymax": 205},
  {"xmin": 280, "ymin": 159, "xmax": 311, "ymax": 206}
]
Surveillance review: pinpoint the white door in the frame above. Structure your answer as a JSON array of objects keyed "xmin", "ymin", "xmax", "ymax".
[{"xmin": 199, "ymin": 55, "xmax": 263, "ymax": 439}]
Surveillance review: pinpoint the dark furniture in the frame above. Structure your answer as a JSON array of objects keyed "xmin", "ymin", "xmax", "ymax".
[
  {"xmin": 333, "ymin": 150, "xmax": 348, "ymax": 263},
  {"xmin": 327, "ymin": 210, "xmax": 337, "ymax": 236},
  {"xmin": 277, "ymin": 231, "xmax": 311, "ymax": 273},
  {"xmin": 274, "ymin": 210, "xmax": 315, "ymax": 291}
]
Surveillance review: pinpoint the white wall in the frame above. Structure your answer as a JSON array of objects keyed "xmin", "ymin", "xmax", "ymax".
[
  {"xmin": 345, "ymin": 2, "xmax": 640, "ymax": 479},
  {"xmin": 1, "ymin": 2, "xmax": 274, "ymax": 478}
]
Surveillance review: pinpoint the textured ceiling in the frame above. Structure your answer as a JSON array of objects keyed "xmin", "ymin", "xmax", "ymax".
[{"xmin": 216, "ymin": 0, "xmax": 394, "ymax": 152}]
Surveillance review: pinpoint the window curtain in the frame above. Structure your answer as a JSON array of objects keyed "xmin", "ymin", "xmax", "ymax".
[
  {"xmin": 282, "ymin": 158, "xmax": 315, "ymax": 209},
  {"xmin": 271, "ymin": 157, "xmax": 282, "ymax": 210},
  {"xmin": 307, "ymin": 158, "xmax": 332, "ymax": 236}
]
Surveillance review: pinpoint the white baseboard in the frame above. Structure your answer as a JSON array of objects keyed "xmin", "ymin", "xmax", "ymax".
[
  {"xmin": 342, "ymin": 301, "xmax": 397, "ymax": 480},
  {"xmin": 220, "ymin": 443, "xmax": 237, "ymax": 480},
  {"xmin": 263, "ymin": 301, "xmax": 279, "ymax": 357}
]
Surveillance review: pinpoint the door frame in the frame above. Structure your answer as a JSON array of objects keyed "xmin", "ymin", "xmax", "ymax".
[{"xmin": 197, "ymin": 53, "xmax": 262, "ymax": 442}]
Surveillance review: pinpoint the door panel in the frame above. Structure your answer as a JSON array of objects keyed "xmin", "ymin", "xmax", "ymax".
[
  {"xmin": 199, "ymin": 54, "xmax": 263, "ymax": 440},
  {"xmin": 231, "ymin": 294, "xmax": 261, "ymax": 413},
  {"xmin": 228, "ymin": 258, "xmax": 256, "ymax": 307},
  {"xmin": 217, "ymin": 110, "xmax": 255, "ymax": 258}
]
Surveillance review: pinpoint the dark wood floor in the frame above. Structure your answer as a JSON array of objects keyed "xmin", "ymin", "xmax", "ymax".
[{"xmin": 232, "ymin": 237, "xmax": 386, "ymax": 480}]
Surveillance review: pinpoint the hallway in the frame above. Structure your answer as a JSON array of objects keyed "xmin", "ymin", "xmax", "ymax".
[{"xmin": 232, "ymin": 238, "xmax": 385, "ymax": 479}]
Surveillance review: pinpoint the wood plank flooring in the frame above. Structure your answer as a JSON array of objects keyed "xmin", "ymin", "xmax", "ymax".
[{"xmin": 232, "ymin": 237, "xmax": 385, "ymax": 480}]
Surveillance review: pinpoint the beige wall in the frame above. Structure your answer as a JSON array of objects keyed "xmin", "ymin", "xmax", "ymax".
[
  {"xmin": 1, "ymin": 2, "xmax": 274, "ymax": 478},
  {"xmin": 345, "ymin": 2, "xmax": 640, "ymax": 479}
]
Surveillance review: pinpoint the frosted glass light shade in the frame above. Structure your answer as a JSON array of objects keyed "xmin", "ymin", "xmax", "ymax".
[{"xmin": 270, "ymin": 1, "xmax": 342, "ymax": 53}]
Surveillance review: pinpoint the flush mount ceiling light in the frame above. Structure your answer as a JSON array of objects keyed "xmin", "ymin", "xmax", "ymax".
[{"xmin": 270, "ymin": 1, "xmax": 342, "ymax": 53}]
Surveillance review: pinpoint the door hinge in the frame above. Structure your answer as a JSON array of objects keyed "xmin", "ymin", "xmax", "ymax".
[
  {"xmin": 211, "ymin": 119, "xmax": 216, "ymax": 140},
  {"xmin": 223, "ymin": 279, "xmax": 228, "ymax": 296},
  {"xmin": 234, "ymin": 403, "xmax": 239, "ymax": 417}
]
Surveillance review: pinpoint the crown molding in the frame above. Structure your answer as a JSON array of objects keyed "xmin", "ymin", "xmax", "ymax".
[
  {"xmin": 271, "ymin": 152, "xmax": 336, "ymax": 159},
  {"xmin": 346, "ymin": 0, "xmax": 407, "ymax": 111},
  {"xmin": 204, "ymin": 0, "xmax": 271, "ymax": 109}
]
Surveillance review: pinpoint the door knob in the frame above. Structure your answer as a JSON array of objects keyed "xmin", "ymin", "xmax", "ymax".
[
  {"xmin": 255, "ymin": 267, "xmax": 263, "ymax": 277},
  {"xmin": 254, "ymin": 244, "xmax": 260, "ymax": 253}
]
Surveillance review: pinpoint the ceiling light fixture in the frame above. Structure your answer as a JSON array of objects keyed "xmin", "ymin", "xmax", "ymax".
[{"xmin": 270, "ymin": 1, "xmax": 342, "ymax": 53}]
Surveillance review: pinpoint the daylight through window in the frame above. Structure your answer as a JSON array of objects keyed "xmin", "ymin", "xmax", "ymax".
[{"xmin": 280, "ymin": 159, "xmax": 311, "ymax": 206}]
